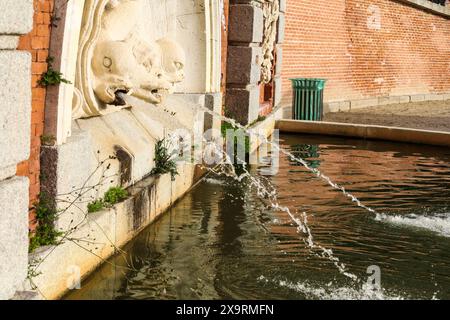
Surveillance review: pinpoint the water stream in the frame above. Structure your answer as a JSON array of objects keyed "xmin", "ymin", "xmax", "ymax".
[{"xmin": 66, "ymin": 99, "xmax": 450, "ymax": 299}]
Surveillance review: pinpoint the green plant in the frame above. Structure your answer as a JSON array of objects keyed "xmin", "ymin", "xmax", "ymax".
[
  {"xmin": 87, "ymin": 187, "xmax": 128, "ymax": 213},
  {"xmin": 29, "ymin": 194, "xmax": 63, "ymax": 253},
  {"xmin": 87, "ymin": 200, "xmax": 105, "ymax": 213},
  {"xmin": 103, "ymin": 187, "xmax": 128, "ymax": 205},
  {"xmin": 221, "ymin": 122, "xmax": 251, "ymax": 156},
  {"xmin": 247, "ymin": 115, "xmax": 266, "ymax": 128},
  {"xmin": 40, "ymin": 134, "xmax": 56, "ymax": 146},
  {"xmin": 151, "ymin": 139, "xmax": 178, "ymax": 181},
  {"xmin": 38, "ymin": 57, "xmax": 71, "ymax": 87}
]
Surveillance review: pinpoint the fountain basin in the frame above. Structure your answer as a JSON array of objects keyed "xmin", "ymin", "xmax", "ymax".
[{"xmin": 65, "ymin": 134, "xmax": 450, "ymax": 300}]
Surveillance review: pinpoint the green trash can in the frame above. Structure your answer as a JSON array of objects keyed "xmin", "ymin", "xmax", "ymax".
[{"xmin": 290, "ymin": 78, "xmax": 326, "ymax": 121}]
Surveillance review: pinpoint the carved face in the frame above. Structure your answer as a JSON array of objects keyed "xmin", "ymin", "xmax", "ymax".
[
  {"xmin": 92, "ymin": 35, "xmax": 185, "ymax": 105},
  {"xmin": 157, "ymin": 38, "xmax": 186, "ymax": 86}
]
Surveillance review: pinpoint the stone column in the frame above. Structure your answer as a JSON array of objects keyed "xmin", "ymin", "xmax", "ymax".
[
  {"xmin": 273, "ymin": 0, "xmax": 285, "ymax": 107},
  {"xmin": 0, "ymin": 0, "xmax": 34, "ymax": 300},
  {"xmin": 226, "ymin": 0, "xmax": 285, "ymax": 125},
  {"xmin": 226, "ymin": 1, "xmax": 264, "ymax": 125}
]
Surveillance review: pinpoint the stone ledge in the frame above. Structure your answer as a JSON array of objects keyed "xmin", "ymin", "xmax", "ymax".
[
  {"xmin": 323, "ymin": 92, "xmax": 450, "ymax": 113},
  {"xmin": 26, "ymin": 164, "xmax": 200, "ymax": 300},
  {"xmin": 396, "ymin": 0, "xmax": 450, "ymax": 18},
  {"xmin": 276, "ymin": 120, "xmax": 450, "ymax": 147}
]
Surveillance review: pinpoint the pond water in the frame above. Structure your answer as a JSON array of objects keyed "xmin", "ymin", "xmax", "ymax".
[{"xmin": 66, "ymin": 134, "xmax": 450, "ymax": 300}]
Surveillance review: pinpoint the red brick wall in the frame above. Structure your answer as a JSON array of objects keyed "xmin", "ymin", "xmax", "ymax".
[
  {"xmin": 281, "ymin": 0, "xmax": 450, "ymax": 104},
  {"xmin": 16, "ymin": 0, "xmax": 54, "ymax": 232}
]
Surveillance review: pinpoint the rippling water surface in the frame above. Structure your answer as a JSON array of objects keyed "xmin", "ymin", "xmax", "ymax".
[{"xmin": 66, "ymin": 134, "xmax": 450, "ymax": 300}]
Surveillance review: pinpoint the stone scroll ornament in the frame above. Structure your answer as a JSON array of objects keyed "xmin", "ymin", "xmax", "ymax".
[
  {"xmin": 260, "ymin": 0, "xmax": 280, "ymax": 84},
  {"xmin": 73, "ymin": 0, "xmax": 186, "ymax": 119}
]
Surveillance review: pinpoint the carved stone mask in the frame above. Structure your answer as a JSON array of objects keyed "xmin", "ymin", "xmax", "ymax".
[
  {"xmin": 74, "ymin": 0, "xmax": 186, "ymax": 118},
  {"xmin": 91, "ymin": 35, "xmax": 185, "ymax": 105}
]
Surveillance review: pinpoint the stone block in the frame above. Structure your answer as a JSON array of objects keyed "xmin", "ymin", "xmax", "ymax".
[
  {"xmin": 279, "ymin": 0, "xmax": 287, "ymax": 13},
  {"xmin": 226, "ymin": 85, "xmax": 260, "ymax": 125},
  {"xmin": 275, "ymin": 45, "xmax": 283, "ymax": 76},
  {"xmin": 324, "ymin": 102, "xmax": 339, "ymax": 113},
  {"xmin": 425, "ymin": 94, "xmax": 444, "ymax": 101},
  {"xmin": 50, "ymin": 130, "xmax": 99, "ymax": 233},
  {"xmin": 0, "ymin": 51, "xmax": 31, "ymax": 170},
  {"xmin": 276, "ymin": 13, "xmax": 285, "ymax": 44},
  {"xmin": 227, "ymin": 46, "xmax": 262, "ymax": 85},
  {"xmin": 204, "ymin": 93, "xmax": 222, "ymax": 137},
  {"xmin": 324, "ymin": 101, "xmax": 351, "ymax": 113},
  {"xmin": 274, "ymin": 76, "xmax": 282, "ymax": 107},
  {"xmin": 0, "ymin": 0, "xmax": 33, "ymax": 34},
  {"xmin": 378, "ymin": 96, "xmax": 401, "ymax": 106},
  {"xmin": 399, "ymin": 95, "xmax": 411, "ymax": 103},
  {"xmin": 0, "ymin": 35, "xmax": 18, "ymax": 49},
  {"xmin": 228, "ymin": 4, "xmax": 263, "ymax": 43},
  {"xmin": 0, "ymin": 177, "xmax": 29, "ymax": 300},
  {"xmin": 410, "ymin": 94, "xmax": 426, "ymax": 102},
  {"xmin": 350, "ymin": 98, "xmax": 379, "ymax": 110}
]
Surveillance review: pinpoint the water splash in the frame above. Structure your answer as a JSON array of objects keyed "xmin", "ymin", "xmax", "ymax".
[
  {"xmin": 198, "ymin": 104, "xmax": 378, "ymax": 215},
  {"xmin": 120, "ymin": 94, "xmax": 379, "ymax": 281},
  {"xmin": 375, "ymin": 212, "xmax": 450, "ymax": 237},
  {"xmin": 258, "ymin": 275, "xmax": 405, "ymax": 300}
]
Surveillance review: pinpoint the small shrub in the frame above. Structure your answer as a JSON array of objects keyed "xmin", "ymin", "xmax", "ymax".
[
  {"xmin": 29, "ymin": 194, "xmax": 63, "ymax": 253},
  {"xmin": 40, "ymin": 134, "xmax": 56, "ymax": 146},
  {"xmin": 221, "ymin": 122, "xmax": 250, "ymax": 156},
  {"xmin": 104, "ymin": 187, "xmax": 128, "ymax": 205},
  {"xmin": 38, "ymin": 57, "xmax": 71, "ymax": 87},
  {"xmin": 87, "ymin": 187, "xmax": 128, "ymax": 213},
  {"xmin": 151, "ymin": 139, "xmax": 179, "ymax": 181},
  {"xmin": 87, "ymin": 200, "xmax": 105, "ymax": 213}
]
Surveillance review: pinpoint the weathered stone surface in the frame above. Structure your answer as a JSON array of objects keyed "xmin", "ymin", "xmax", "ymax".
[
  {"xmin": 227, "ymin": 46, "xmax": 262, "ymax": 85},
  {"xmin": 0, "ymin": 51, "xmax": 31, "ymax": 170},
  {"xmin": 0, "ymin": 177, "xmax": 29, "ymax": 300},
  {"xmin": 228, "ymin": 4, "xmax": 263, "ymax": 43},
  {"xmin": 226, "ymin": 86, "xmax": 260, "ymax": 125},
  {"xmin": 0, "ymin": 0, "xmax": 33, "ymax": 34}
]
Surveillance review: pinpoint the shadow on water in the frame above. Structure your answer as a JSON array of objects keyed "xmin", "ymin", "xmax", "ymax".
[{"xmin": 66, "ymin": 134, "xmax": 450, "ymax": 300}]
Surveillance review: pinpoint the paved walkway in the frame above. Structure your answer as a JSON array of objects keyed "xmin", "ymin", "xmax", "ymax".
[{"xmin": 324, "ymin": 99, "xmax": 450, "ymax": 132}]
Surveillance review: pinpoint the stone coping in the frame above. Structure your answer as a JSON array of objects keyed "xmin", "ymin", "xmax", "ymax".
[
  {"xmin": 276, "ymin": 119, "xmax": 450, "ymax": 147},
  {"xmin": 396, "ymin": 0, "xmax": 450, "ymax": 18},
  {"xmin": 323, "ymin": 92, "xmax": 450, "ymax": 113}
]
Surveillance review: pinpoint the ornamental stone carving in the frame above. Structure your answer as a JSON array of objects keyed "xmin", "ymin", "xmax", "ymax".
[
  {"xmin": 260, "ymin": 0, "xmax": 280, "ymax": 84},
  {"xmin": 73, "ymin": 0, "xmax": 186, "ymax": 119}
]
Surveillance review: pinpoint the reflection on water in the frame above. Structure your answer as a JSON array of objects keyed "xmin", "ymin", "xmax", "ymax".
[{"xmin": 66, "ymin": 134, "xmax": 450, "ymax": 300}]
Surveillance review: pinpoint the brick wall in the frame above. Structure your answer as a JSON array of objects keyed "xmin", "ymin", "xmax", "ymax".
[
  {"xmin": 16, "ymin": 0, "xmax": 54, "ymax": 232},
  {"xmin": 281, "ymin": 0, "xmax": 450, "ymax": 105}
]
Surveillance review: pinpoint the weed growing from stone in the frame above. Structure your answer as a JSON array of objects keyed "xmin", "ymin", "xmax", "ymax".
[{"xmin": 151, "ymin": 138, "xmax": 179, "ymax": 181}]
